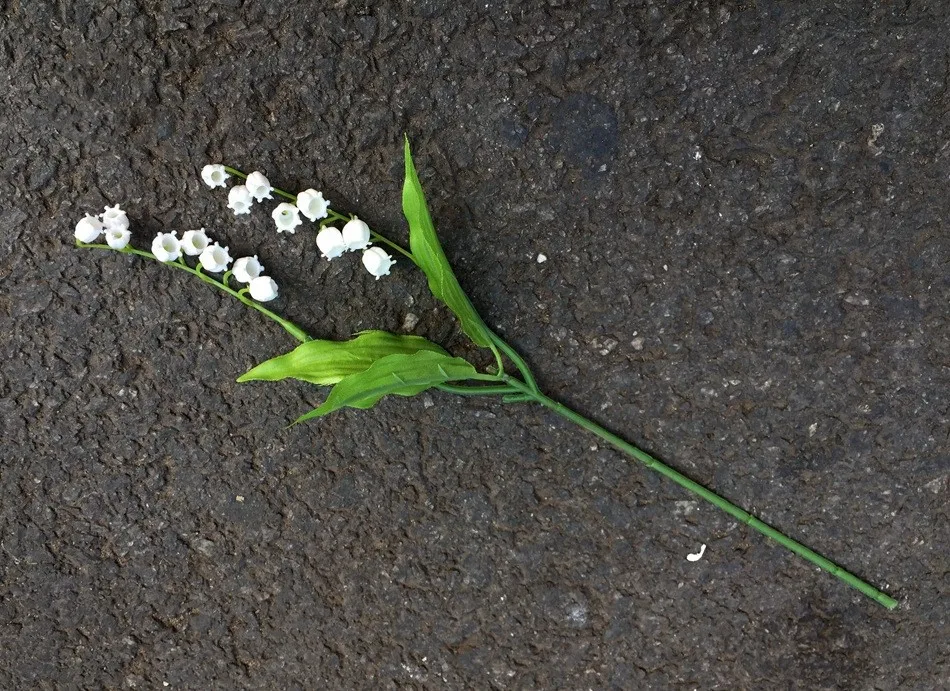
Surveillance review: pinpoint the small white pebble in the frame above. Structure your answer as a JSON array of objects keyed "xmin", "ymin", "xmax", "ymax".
[
  {"xmin": 402, "ymin": 312, "xmax": 420, "ymax": 331},
  {"xmin": 235, "ymin": 495, "xmax": 245, "ymax": 503},
  {"xmin": 537, "ymin": 253, "xmax": 547, "ymax": 263},
  {"xmin": 686, "ymin": 544, "xmax": 706, "ymax": 562}
]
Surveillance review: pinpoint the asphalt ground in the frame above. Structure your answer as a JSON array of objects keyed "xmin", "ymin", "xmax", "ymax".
[{"xmin": 0, "ymin": 2, "xmax": 947, "ymax": 688}]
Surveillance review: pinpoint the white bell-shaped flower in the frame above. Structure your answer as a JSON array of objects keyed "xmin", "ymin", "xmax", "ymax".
[
  {"xmin": 199, "ymin": 243, "xmax": 232, "ymax": 273},
  {"xmin": 361, "ymin": 246, "xmax": 395, "ymax": 280},
  {"xmin": 102, "ymin": 205, "xmax": 130, "ymax": 232},
  {"xmin": 201, "ymin": 164, "xmax": 230, "ymax": 188},
  {"xmin": 74, "ymin": 213, "xmax": 104, "ymax": 243},
  {"xmin": 232, "ymin": 256, "xmax": 264, "ymax": 284},
  {"xmin": 181, "ymin": 228, "xmax": 211, "ymax": 256},
  {"xmin": 105, "ymin": 227, "xmax": 131, "ymax": 250},
  {"xmin": 272, "ymin": 202, "xmax": 302, "ymax": 234},
  {"xmin": 151, "ymin": 231, "xmax": 182, "ymax": 263},
  {"xmin": 227, "ymin": 185, "xmax": 254, "ymax": 215},
  {"xmin": 316, "ymin": 226, "xmax": 346, "ymax": 260},
  {"xmin": 249, "ymin": 276, "xmax": 279, "ymax": 302},
  {"xmin": 342, "ymin": 217, "xmax": 371, "ymax": 251},
  {"xmin": 245, "ymin": 171, "xmax": 273, "ymax": 201},
  {"xmin": 296, "ymin": 188, "xmax": 330, "ymax": 222}
]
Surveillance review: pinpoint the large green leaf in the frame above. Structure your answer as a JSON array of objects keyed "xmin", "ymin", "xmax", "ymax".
[
  {"xmin": 403, "ymin": 137, "xmax": 493, "ymax": 348},
  {"xmin": 237, "ymin": 330, "xmax": 447, "ymax": 386},
  {"xmin": 294, "ymin": 350, "xmax": 479, "ymax": 424}
]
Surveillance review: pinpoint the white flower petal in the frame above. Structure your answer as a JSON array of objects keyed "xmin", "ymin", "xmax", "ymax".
[
  {"xmin": 342, "ymin": 218, "xmax": 371, "ymax": 251},
  {"xmin": 233, "ymin": 256, "xmax": 264, "ymax": 284},
  {"xmin": 245, "ymin": 171, "xmax": 273, "ymax": 201},
  {"xmin": 151, "ymin": 231, "xmax": 181, "ymax": 262},
  {"xmin": 105, "ymin": 228, "xmax": 131, "ymax": 250},
  {"xmin": 316, "ymin": 226, "xmax": 346, "ymax": 260},
  {"xmin": 181, "ymin": 228, "xmax": 211, "ymax": 256},
  {"xmin": 227, "ymin": 185, "xmax": 254, "ymax": 215},
  {"xmin": 102, "ymin": 205, "xmax": 129, "ymax": 232},
  {"xmin": 198, "ymin": 243, "xmax": 232, "ymax": 273},
  {"xmin": 249, "ymin": 276, "xmax": 279, "ymax": 302},
  {"xmin": 296, "ymin": 188, "xmax": 330, "ymax": 222},
  {"xmin": 74, "ymin": 214, "xmax": 104, "ymax": 243},
  {"xmin": 272, "ymin": 202, "xmax": 302, "ymax": 234},
  {"xmin": 201, "ymin": 164, "xmax": 230, "ymax": 188},
  {"xmin": 361, "ymin": 246, "xmax": 395, "ymax": 279}
]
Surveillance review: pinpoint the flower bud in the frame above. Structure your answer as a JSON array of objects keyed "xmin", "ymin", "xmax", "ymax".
[
  {"xmin": 227, "ymin": 185, "xmax": 254, "ymax": 215},
  {"xmin": 102, "ymin": 205, "xmax": 129, "ymax": 232},
  {"xmin": 199, "ymin": 243, "xmax": 232, "ymax": 273},
  {"xmin": 316, "ymin": 226, "xmax": 346, "ymax": 260},
  {"xmin": 272, "ymin": 202, "xmax": 302, "ymax": 234},
  {"xmin": 296, "ymin": 188, "xmax": 330, "ymax": 222},
  {"xmin": 181, "ymin": 228, "xmax": 211, "ymax": 256},
  {"xmin": 233, "ymin": 256, "xmax": 264, "ymax": 284},
  {"xmin": 361, "ymin": 246, "xmax": 395, "ymax": 280},
  {"xmin": 74, "ymin": 214, "xmax": 104, "ymax": 243},
  {"xmin": 201, "ymin": 164, "xmax": 230, "ymax": 188},
  {"xmin": 245, "ymin": 171, "xmax": 273, "ymax": 201},
  {"xmin": 249, "ymin": 276, "xmax": 279, "ymax": 302},
  {"xmin": 342, "ymin": 217, "xmax": 371, "ymax": 251},
  {"xmin": 151, "ymin": 231, "xmax": 182, "ymax": 263},
  {"xmin": 105, "ymin": 227, "xmax": 131, "ymax": 250}
]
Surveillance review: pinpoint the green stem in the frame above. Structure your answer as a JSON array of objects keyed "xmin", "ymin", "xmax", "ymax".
[
  {"xmin": 490, "ymin": 332, "xmax": 539, "ymax": 393},
  {"xmin": 78, "ymin": 242, "xmax": 312, "ymax": 344},
  {"xmin": 371, "ymin": 232, "xmax": 418, "ymax": 266},
  {"xmin": 223, "ymin": 165, "xmax": 417, "ymax": 264},
  {"xmin": 501, "ymin": 376, "xmax": 898, "ymax": 610},
  {"xmin": 489, "ymin": 342, "xmax": 505, "ymax": 375}
]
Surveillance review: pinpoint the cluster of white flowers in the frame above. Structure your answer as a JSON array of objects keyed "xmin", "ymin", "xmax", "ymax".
[
  {"xmin": 150, "ymin": 226, "xmax": 278, "ymax": 302},
  {"xmin": 315, "ymin": 218, "xmax": 394, "ymax": 279},
  {"xmin": 201, "ymin": 164, "xmax": 395, "ymax": 280},
  {"xmin": 74, "ymin": 204, "xmax": 132, "ymax": 249}
]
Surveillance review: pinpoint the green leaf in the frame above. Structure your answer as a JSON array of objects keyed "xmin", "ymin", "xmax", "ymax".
[
  {"xmin": 402, "ymin": 137, "xmax": 493, "ymax": 348},
  {"xmin": 237, "ymin": 330, "xmax": 447, "ymax": 386},
  {"xmin": 294, "ymin": 350, "xmax": 480, "ymax": 424}
]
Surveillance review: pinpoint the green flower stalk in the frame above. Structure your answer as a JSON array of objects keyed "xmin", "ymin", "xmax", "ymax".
[{"xmin": 76, "ymin": 139, "xmax": 898, "ymax": 610}]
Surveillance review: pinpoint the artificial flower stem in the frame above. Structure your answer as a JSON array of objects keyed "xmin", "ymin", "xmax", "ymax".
[
  {"xmin": 370, "ymin": 232, "xmax": 418, "ymax": 265},
  {"xmin": 500, "ymin": 375, "xmax": 899, "ymax": 610},
  {"xmin": 223, "ymin": 165, "xmax": 417, "ymax": 263},
  {"xmin": 489, "ymin": 332, "xmax": 539, "ymax": 393},
  {"xmin": 489, "ymin": 343, "xmax": 506, "ymax": 375},
  {"xmin": 78, "ymin": 242, "xmax": 312, "ymax": 344}
]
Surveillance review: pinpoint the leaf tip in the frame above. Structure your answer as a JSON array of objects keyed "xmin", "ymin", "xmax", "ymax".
[{"xmin": 403, "ymin": 136, "xmax": 414, "ymax": 173}]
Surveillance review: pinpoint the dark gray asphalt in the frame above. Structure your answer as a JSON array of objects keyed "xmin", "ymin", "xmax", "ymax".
[{"xmin": 1, "ymin": 2, "xmax": 947, "ymax": 688}]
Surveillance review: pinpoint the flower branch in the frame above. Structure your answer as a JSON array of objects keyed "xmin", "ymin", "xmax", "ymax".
[{"xmin": 71, "ymin": 144, "xmax": 899, "ymax": 610}]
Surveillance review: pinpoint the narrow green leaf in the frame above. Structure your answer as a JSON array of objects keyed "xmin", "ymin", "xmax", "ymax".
[
  {"xmin": 237, "ymin": 330, "xmax": 447, "ymax": 386},
  {"xmin": 402, "ymin": 137, "xmax": 493, "ymax": 348},
  {"xmin": 293, "ymin": 350, "xmax": 479, "ymax": 424}
]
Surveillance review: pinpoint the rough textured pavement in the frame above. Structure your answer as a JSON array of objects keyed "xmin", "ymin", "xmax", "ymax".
[{"xmin": 1, "ymin": 2, "xmax": 948, "ymax": 688}]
